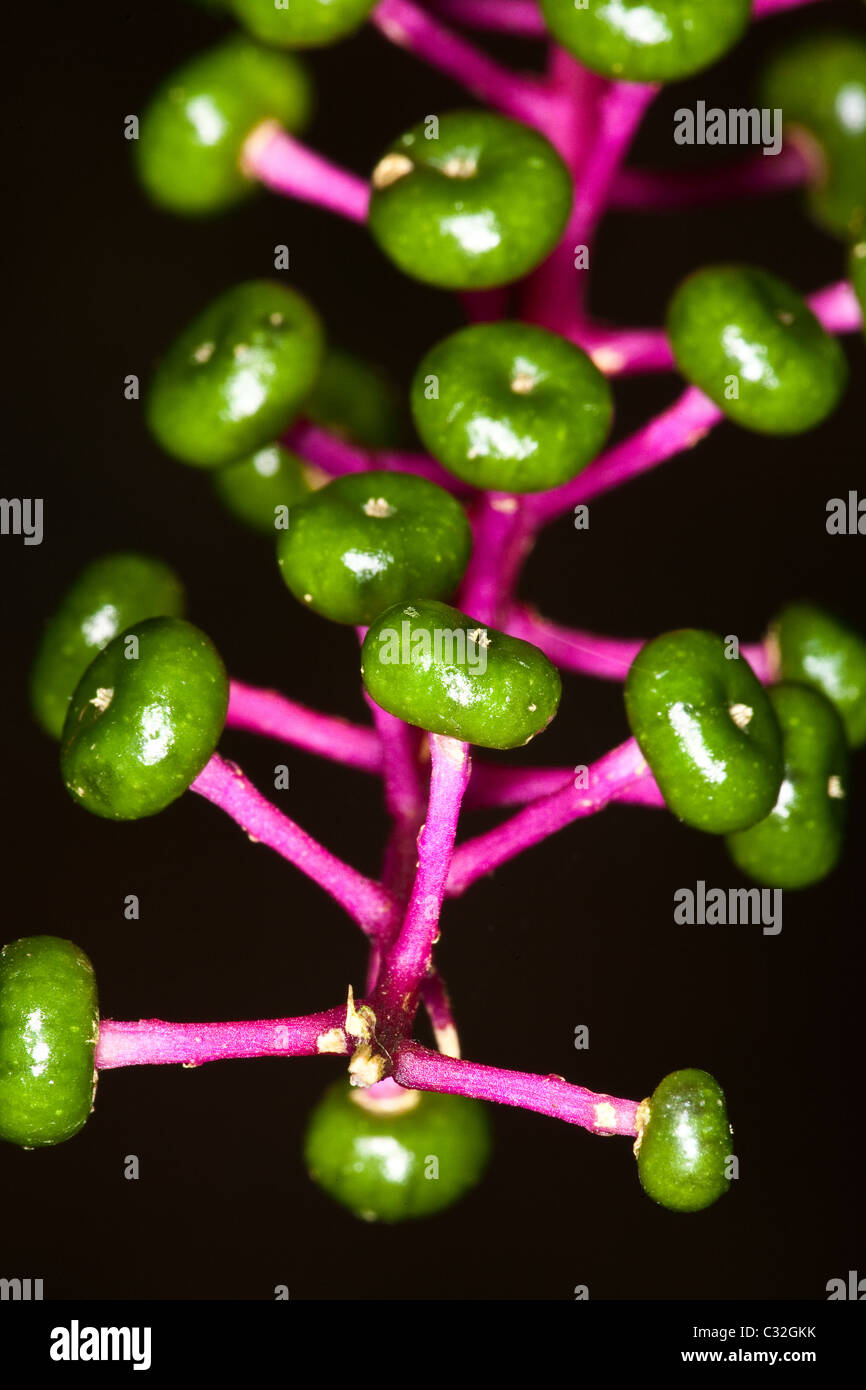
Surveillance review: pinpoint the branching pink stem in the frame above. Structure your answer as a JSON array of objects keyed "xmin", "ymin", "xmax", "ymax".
[
  {"xmin": 95, "ymin": 1006, "xmax": 352, "ymax": 1069},
  {"xmin": 371, "ymin": 0, "xmax": 555, "ymax": 125},
  {"xmin": 286, "ymin": 420, "xmax": 473, "ymax": 497},
  {"xmin": 425, "ymin": 0, "xmax": 546, "ymax": 37},
  {"xmin": 226, "ymin": 680, "xmax": 381, "ymax": 773},
  {"xmin": 612, "ymin": 142, "xmax": 813, "ymax": 211},
  {"xmin": 393, "ymin": 1041, "xmax": 640, "ymax": 1136},
  {"xmin": 242, "ymin": 123, "xmax": 370, "ymax": 221},
  {"xmin": 753, "ymin": 0, "xmax": 829, "ymax": 15},
  {"xmin": 190, "ymin": 753, "xmax": 396, "ymax": 936},
  {"xmin": 447, "ymin": 737, "xmax": 655, "ymax": 896},
  {"xmin": 459, "ymin": 496, "xmax": 534, "ymax": 627}
]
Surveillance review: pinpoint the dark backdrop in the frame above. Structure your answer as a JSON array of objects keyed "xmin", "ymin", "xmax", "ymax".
[{"xmin": 2, "ymin": 0, "xmax": 864, "ymax": 1300}]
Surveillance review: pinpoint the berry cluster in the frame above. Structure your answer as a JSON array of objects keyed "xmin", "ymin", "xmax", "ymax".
[{"xmin": 12, "ymin": 0, "xmax": 865, "ymax": 1227}]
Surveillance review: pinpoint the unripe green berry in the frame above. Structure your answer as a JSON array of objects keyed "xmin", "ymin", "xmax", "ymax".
[
  {"xmin": 304, "ymin": 348, "xmax": 406, "ymax": 449},
  {"xmin": 539, "ymin": 0, "xmax": 750, "ymax": 84},
  {"xmin": 772, "ymin": 603, "xmax": 866, "ymax": 748},
  {"xmin": 230, "ymin": 0, "xmax": 377, "ymax": 49},
  {"xmin": 212, "ymin": 444, "xmax": 313, "ymax": 535},
  {"xmin": 635, "ymin": 1069, "xmax": 732, "ymax": 1213}
]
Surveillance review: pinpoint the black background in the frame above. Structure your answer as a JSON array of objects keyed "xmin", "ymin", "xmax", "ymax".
[{"xmin": 1, "ymin": 0, "xmax": 864, "ymax": 1301}]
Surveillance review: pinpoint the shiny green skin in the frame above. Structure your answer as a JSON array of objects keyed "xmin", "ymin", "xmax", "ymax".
[
  {"xmin": 304, "ymin": 1080, "xmax": 492, "ymax": 1223},
  {"xmin": 61, "ymin": 618, "xmax": 228, "ymax": 821},
  {"xmin": 851, "ymin": 240, "xmax": 866, "ymax": 338},
  {"xmin": 362, "ymin": 600, "xmax": 561, "ymax": 749},
  {"xmin": 726, "ymin": 684, "xmax": 849, "ymax": 890},
  {"xmin": 212, "ymin": 444, "xmax": 312, "ymax": 534},
  {"xmin": 773, "ymin": 603, "xmax": 866, "ymax": 748},
  {"xmin": 230, "ymin": 0, "xmax": 376, "ymax": 48},
  {"xmin": 147, "ymin": 281, "xmax": 324, "ymax": 468},
  {"xmin": 30, "ymin": 554, "xmax": 186, "ymax": 740},
  {"xmin": 624, "ymin": 630, "xmax": 783, "ymax": 834},
  {"xmin": 411, "ymin": 322, "xmax": 613, "ymax": 493},
  {"xmin": 762, "ymin": 34, "xmax": 866, "ymax": 239},
  {"xmin": 637, "ymin": 1070, "xmax": 731, "ymax": 1213},
  {"xmin": 367, "ymin": 110, "xmax": 572, "ymax": 291},
  {"xmin": 305, "ymin": 348, "xmax": 405, "ymax": 449},
  {"xmin": 0, "ymin": 937, "xmax": 98, "ymax": 1148},
  {"xmin": 135, "ymin": 36, "xmax": 312, "ymax": 217},
  {"xmin": 278, "ymin": 472, "xmax": 471, "ymax": 625},
  {"xmin": 667, "ymin": 265, "xmax": 847, "ymax": 435},
  {"xmin": 539, "ymin": 0, "xmax": 749, "ymax": 83}
]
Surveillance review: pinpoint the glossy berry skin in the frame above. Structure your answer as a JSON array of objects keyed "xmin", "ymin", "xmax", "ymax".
[
  {"xmin": 851, "ymin": 240, "xmax": 866, "ymax": 339},
  {"xmin": 362, "ymin": 600, "xmax": 561, "ymax": 749},
  {"xmin": 367, "ymin": 110, "xmax": 572, "ymax": 291},
  {"xmin": 61, "ymin": 617, "xmax": 228, "ymax": 821},
  {"xmin": 30, "ymin": 553, "xmax": 186, "ymax": 740},
  {"xmin": 304, "ymin": 1080, "xmax": 492, "ymax": 1223},
  {"xmin": 726, "ymin": 684, "xmax": 849, "ymax": 890},
  {"xmin": 147, "ymin": 281, "xmax": 324, "ymax": 468},
  {"xmin": 539, "ymin": 0, "xmax": 749, "ymax": 84},
  {"xmin": 773, "ymin": 603, "xmax": 866, "ymax": 749},
  {"xmin": 305, "ymin": 348, "xmax": 406, "ymax": 449},
  {"xmin": 135, "ymin": 36, "xmax": 312, "ymax": 217},
  {"xmin": 277, "ymin": 472, "xmax": 472, "ymax": 625},
  {"xmin": 762, "ymin": 34, "xmax": 866, "ymax": 239},
  {"xmin": 636, "ymin": 1069, "xmax": 732, "ymax": 1213},
  {"xmin": 410, "ymin": 322, "xmax": 613, "ymax": 493},
  {"xmin": 212, "ymin": 444, "xmax": 312, "ymax": 535},
  {"xmin": 0, "ymin": 937, "xmax": 98, "ymax": 1149},
  {"xmin": 230, "ymin": 0, "xmax": 376, "ymax": 49},
  {"xmin": 624, "ymin": 630, "xmax": 783, "ymax": 835},
  {"xmin": 666, "ymin": 265, "xmax": 848, "ymax": 435}
]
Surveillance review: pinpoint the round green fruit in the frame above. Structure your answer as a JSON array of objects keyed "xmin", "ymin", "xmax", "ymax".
[
  {"xmin": 666, "ymin": 265, "xmax": 848, "ymax": 435},
  {"xmin": 539, "ymin": 0, "xmax": 750, "ymax": 84},
  {"xmin": 304, "ymin": 348, "xmax": 406, "ymax": 449},
  {"xmin": 147, "ymin": 281, "xmax": 324, "ymax": 468},
  {"xmin": 762, "ymin": 33, "xmax": 866, "ymax": 238},
  {"xmin": 277, "ymin": 472, "xmax": 472, "ymax": 625},
  {"xmin": 212, "ymin": 444, "xmax": 312, "ymax": 534},
  {"xmin": 624, "ymin": 629, "xmax": 783, "ymax": 834},
  {"xmin": 230, "ymin": 0, "xmax": 376, "ymax": 48},
  {"xmin": 135, "ymin": 35, "xmax": 312, "ymax": 216},
  {"xmin": 362, "ymin": 600, "xmax": 561, "ymax": 749},
  {"xmin": 0, "ymin": 937, "xmax": 99, "ymax": 1149},
  {"xmin": 636, "ymin": 1069, "xmax": 732, "ymax": 1213},
  {"xmin": 61, "ymin": 617, "xmax": 229, "ymax": 821},
  {"xmin": 726, "ymin": 683, "xmax": 849, "ymax": 890},
  {"xmin": 411, "ymin": 321, "xmax": 612, "ymax": 492},
  {"xmin": 30, "ymin": 553, "xmax": 186, "ymax": 740},
  {"xmin": 304, "ymin": 1079, "xmax": 492, "ymax": 1222},
  {"xmin": 367, "ymin": 109, "xmax": 572, "ymax": 290},
  {"xmin": 772, "ymin": 603, "xmax": 866, "ymax": 748}
]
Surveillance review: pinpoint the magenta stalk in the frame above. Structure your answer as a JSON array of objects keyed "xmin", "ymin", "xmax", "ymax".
[
  {"xmin": 611, "ymin": 142, "xmax": 813, "ymax": 211},
  {"xmin": 95, "ymin": 1006, "xmax": 352, "ymax": 1069},
  {"xmin": 425, "ymin": 0, "xmax": 546, "ymax": 36},
  {"xmin": 446, "ymin": 737, "xmax": 655, "ymax": 896},
  {"xmin": 242, "ymin": 122, "xmax": 370, "ymax": 220},
  {"xmin": 459, "ymin": 495, "xmax": 535, "ymax": 627},
  {"xmin": 286, "ymin": 420, "xmax": 472, "ymax": 497},
  {"xmin": 190, "ymin": 753, "xmax": 396, "ymax": 936},
  {"xmin": 393, "ymin": 1041, "xmax": 640, "ymax": 1136},
  {"xmin": 226, "ymin": 680, "xmax": 381, "ymax": 773},
  {"xmin": 468, "ymin": 759, "xmax": 668, "ymax": 811}
]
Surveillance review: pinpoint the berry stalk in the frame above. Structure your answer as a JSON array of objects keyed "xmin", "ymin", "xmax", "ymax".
[
  {"xmin": 226, "ymin": 680, "xmax": 382, "ymax": 773},
  {"xmin": 95, "ymin": 1006, "xmax": 352, "ymax": 1069}
]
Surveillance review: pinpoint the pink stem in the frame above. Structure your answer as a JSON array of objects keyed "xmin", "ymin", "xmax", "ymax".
[
  {"xmin": 753, "ymin": 0, "xmax": 828, "ymax": 15},
  {"xmin": 226, "ymin": 680, "xmax": 381, "ymax": 773},
  {"xmin": 506, "ymin": 605, "xmax": 641, "ymax": 679},
  {"xmin": 467, "ymin": 761, "xmax": 575, "ymax": 809},
  {"xmin": 460, "ymin": 287, "xmax": 511, "ymax": 324},
  {"xmin": 425, "ymin": 0, "xmax": 546, "ymax": 37},
  {"xmin": 242, "ymin": 123, "xmax": 370, "ymax": 222},
  {"xmin": 612, "ymin": 143, "xmax": 812, "ymax": 212},
  {"xmin": 393, "ymin": 1041, "xmax": 640, "ymax": 1136},
  {"xmin": 459, "ymin": 496, "xmax": 534, "ymax": 627},
  {"xmin": 371, "ymin": 0, "xmax": 555, "ymax": 126},
  {"xmin": 808, "ymin": 280, "xmax": 863, "ymax": 335},
  {"xmin": 95, "ymin": 1006, "xmax": 352, "ymax": 1069},
  {"xmin": 446, "ymin": 736, "xmax": 655, "ymax": 896},
  {"xmin": 285, "ymin": 420, "xmax": 473, "ymax": 498},
  {"xmin": 419, "ymin": 973, "xmax": 461, "ymax": 1058},
  {"xmin": 190, "ymin": 753, "xmax": 397, "ymax": 936}
]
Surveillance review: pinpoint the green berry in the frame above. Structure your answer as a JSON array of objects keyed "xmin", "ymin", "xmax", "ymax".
[
  {"xmin": 851, "ymin": 239, "xmax": 866, "ymax": 339},
  {"xmin": 635, "ymin": 1069, "xmax": 732, "ymax": 1213},
  {"xmin": 772, "ymin": 603, "xmax": 866, "ymax": 748},
  {"xmin": 304, "ymin": 1079, "xmax": 492, "ymax": 1222},
  {"xmin": 624, "ymin": 629, "xmax": 783, "ymax": 834},
  {"xmin": 0, "ymin": 937, "xmax": 99, "ymax": 1149},
  {"xmin": 367, "ymin": 110, "xmax": 572, "ymax": 291},
  {"xmin": 666, "ymin": 265, "xmax": 848, "ymax": 435},
  {"xmin": 539, "ymin": 0, "xmax": 750, "ymax": 84},
  {"xmin": 362, "ymin": 600, "xmax": 561, "ymax": 749},
  {"xmin": 726, "ymin": 684, "xmax": 849, "ymax": 890},
  {"xmin": 212, "ymin": 443, "xmax": 313, "ymax": 534},
  {"xmin": 762, "ymin": 34, "xmax": 866, "ymax": 239},
  {"xmin": 61, "ymin": 617, "xmax": 228, "ymax": 821},
  {"xmin": 134, "ymin": 35, "xmax": 312, "ymax": 217},
  {"xmin": 277, "ymin": 472, "xmax": 472, "ymax": 625},
  {"xmin": 30, "ymin": 553, "xmax": 186, "ymax": 740},
  {"xmin": 411, "ymin": 322, "xmax": 613, "ymax": 493},
  {"xmin": 304, "ymin": 348, "xmax": 406, "ymax": 449},
  {"xmin": 230, "ymin": 0, "xmax": 376, "ymax": 49},
  {"xmin": 147, "ymin": 281, "xmax": 324, "ymax": 468}
]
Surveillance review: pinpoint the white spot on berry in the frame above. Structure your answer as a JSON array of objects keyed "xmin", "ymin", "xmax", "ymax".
[{"xmin": 372, "ymin": 152, "xmax": 415, "ymax": 189}]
